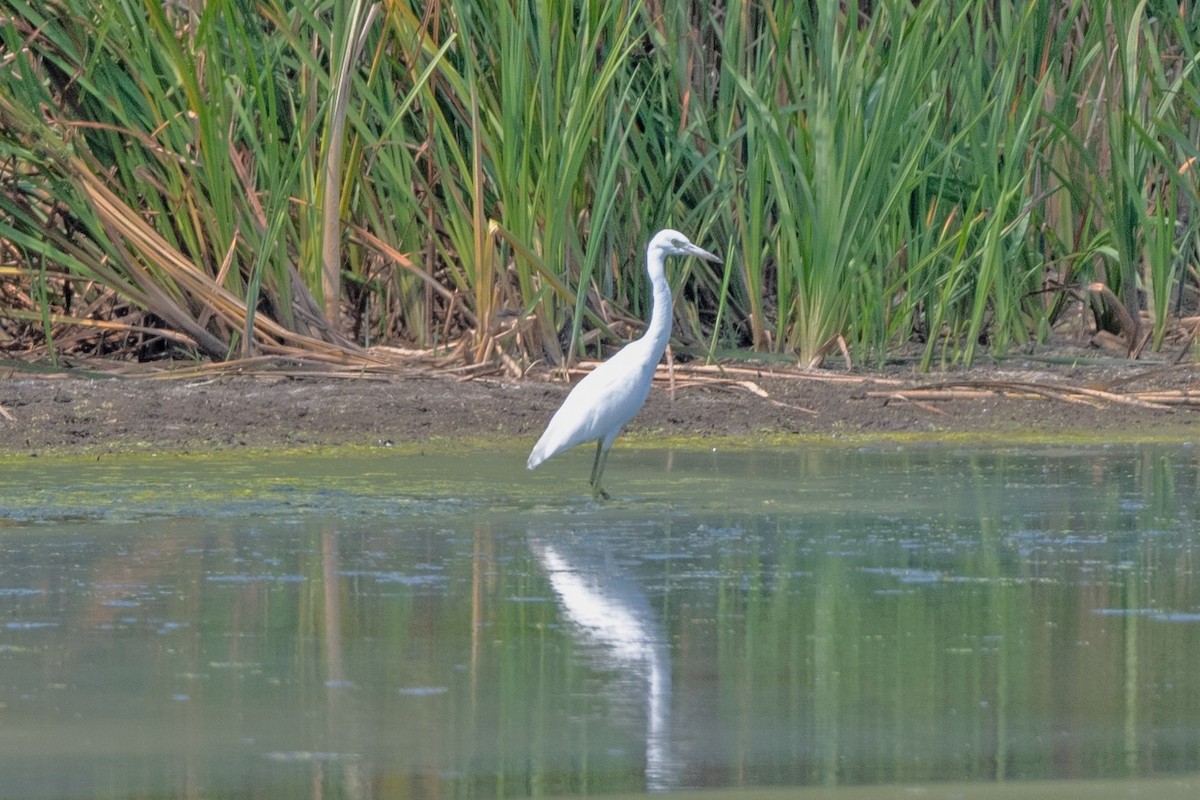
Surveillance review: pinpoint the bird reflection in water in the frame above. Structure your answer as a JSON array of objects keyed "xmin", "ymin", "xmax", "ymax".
[{"xmin": 528, "ymin": 536, "xmax": 676, "ymax": 791}]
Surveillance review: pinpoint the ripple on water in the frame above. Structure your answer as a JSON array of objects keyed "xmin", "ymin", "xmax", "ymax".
[
  {"xmin": 1151, "ymin": 612, "xmax": 1200, "ymax": 623},
  {"xmin": 862, "ymin": 566, "xmax": 942, "ymax": 584},
  {"xmin": 340, "ymin": 570, "xmax": 446, "ymax": 586},
  {"xmin": 399, "ymin": 686, "xmax": 449, "ymax": 697},
  {"xmin": 1094, "ymin": 608, "xmax": 1200, "ymax": 623},
  {"xmin": 205, "ymin": 574, "xmax": 306, "ymax": 584},
  {"xmin": 265, "ymin": 751, "xmax": 359, "ymax": 763}
]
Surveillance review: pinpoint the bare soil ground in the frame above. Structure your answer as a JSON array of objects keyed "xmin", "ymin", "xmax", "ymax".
[{"xmin": 3, "ymin": 350, "xmax": 1200, "ymax": 456}]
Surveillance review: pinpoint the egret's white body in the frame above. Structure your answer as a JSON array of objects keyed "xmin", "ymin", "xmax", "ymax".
[{"xmin": 527, "ymin": 229, "xmax": 722, "ymax": 498}]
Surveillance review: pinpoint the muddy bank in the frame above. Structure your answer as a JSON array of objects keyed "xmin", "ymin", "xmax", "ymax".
[{"xmin": 2, "ymin": 357, "xmax": 1199, "ymax": 456}]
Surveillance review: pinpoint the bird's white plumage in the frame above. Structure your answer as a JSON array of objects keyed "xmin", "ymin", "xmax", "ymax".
[
  {"xmin": 527, "ymin": 229, "xmax": 722, "ymax": 497},
  {"xmin": 526, "ymin": 337, "xmax": 655, "ymax": 468}
]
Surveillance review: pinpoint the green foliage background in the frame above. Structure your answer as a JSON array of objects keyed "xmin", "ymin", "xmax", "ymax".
[{"xmin": 1, "ymin": 0, "xmax": 1198, "ymax": 368}]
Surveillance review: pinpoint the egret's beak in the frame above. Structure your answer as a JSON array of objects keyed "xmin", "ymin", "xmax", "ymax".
[{"xmin": 685, "ymin": 243, "xmax": 722, "ymax": 264}]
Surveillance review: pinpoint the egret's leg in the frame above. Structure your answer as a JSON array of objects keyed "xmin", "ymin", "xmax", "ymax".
[{"xmin": 590, "ymin": 440, "xmax": 611, "ymax": 500}]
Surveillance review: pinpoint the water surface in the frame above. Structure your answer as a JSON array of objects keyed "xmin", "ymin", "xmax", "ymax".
[{"xmin": 1, "ymin": 443, "xmax": 1199, "ymax": 798}]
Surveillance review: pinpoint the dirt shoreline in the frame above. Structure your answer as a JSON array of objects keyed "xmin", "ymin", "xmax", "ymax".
[{"xmin": 3, "ymin": 355, "xmax": 1200, "ymax": 457}]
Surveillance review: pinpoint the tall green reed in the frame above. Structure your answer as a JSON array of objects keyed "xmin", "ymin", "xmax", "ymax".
[
  {"xmin": 0, "ymin": 0, "xmax": 443, "ymax": 360},
  {"xmin": 414, "ymin": 0, "xmax": 648, "ymax": 364},
  {"xmin": 720, "ymin": 1, "xmax": 972, "ymax": 366},
  {"xmin": 1038, "ymin": 0, "xmax": 1200, "ymax": 356},
  {"xmin": 2, "ymin": 0, "xmax": 1198, "ymax": 369},
  {"xmin": 919, "ymin": 0, "xmax": 1058, "ymax": 367}
]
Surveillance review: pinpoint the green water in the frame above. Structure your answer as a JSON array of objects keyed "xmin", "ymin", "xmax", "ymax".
[{"xmin": 1, "ymin": 443, "xmax": 1199, "ymax": 799}]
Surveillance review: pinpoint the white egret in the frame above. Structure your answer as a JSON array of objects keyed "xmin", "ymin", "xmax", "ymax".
[{"xmin": 527, "ymin": 229, "xmax": 722, "ymax": 499}]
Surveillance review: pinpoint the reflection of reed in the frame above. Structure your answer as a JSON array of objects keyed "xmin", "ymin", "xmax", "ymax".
[
  {"xmin": 319, "ymin": 524, "xmax": 364, "ymax": 800},
  {"xmin": 321, "ymin": 527, "xmax": 345, "ymax": 688},
  {"xmin": 530, "ymin": 538, "xmax": 675, "ymax": 792}
]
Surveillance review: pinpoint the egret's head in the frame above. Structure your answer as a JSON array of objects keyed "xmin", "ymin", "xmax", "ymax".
[{"xmin": 649, "ymin": 229, "xmax": 722, "ymax": 264}]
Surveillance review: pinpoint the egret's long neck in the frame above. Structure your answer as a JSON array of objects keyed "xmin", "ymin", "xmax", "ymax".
[{"xmin": 642, "ymin": 248, "xmax": 673, "ymax": 358}]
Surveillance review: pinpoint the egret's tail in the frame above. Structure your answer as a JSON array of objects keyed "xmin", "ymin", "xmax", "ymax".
[
  {"xmin": 527, "ymin": 428, "xmax": 563, "ymax": 470},
  {"xmin": 527, "ymin": 444, "xmax": 547, "ymax": 471},
  {"xmin": 528, "ymin": 418, "xmax": 579, "ymax": 471}
]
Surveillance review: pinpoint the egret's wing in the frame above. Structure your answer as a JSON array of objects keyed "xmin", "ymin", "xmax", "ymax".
[{"xmin": 527, "ymin": 343, "xmax": 656, "ymax": 468}]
